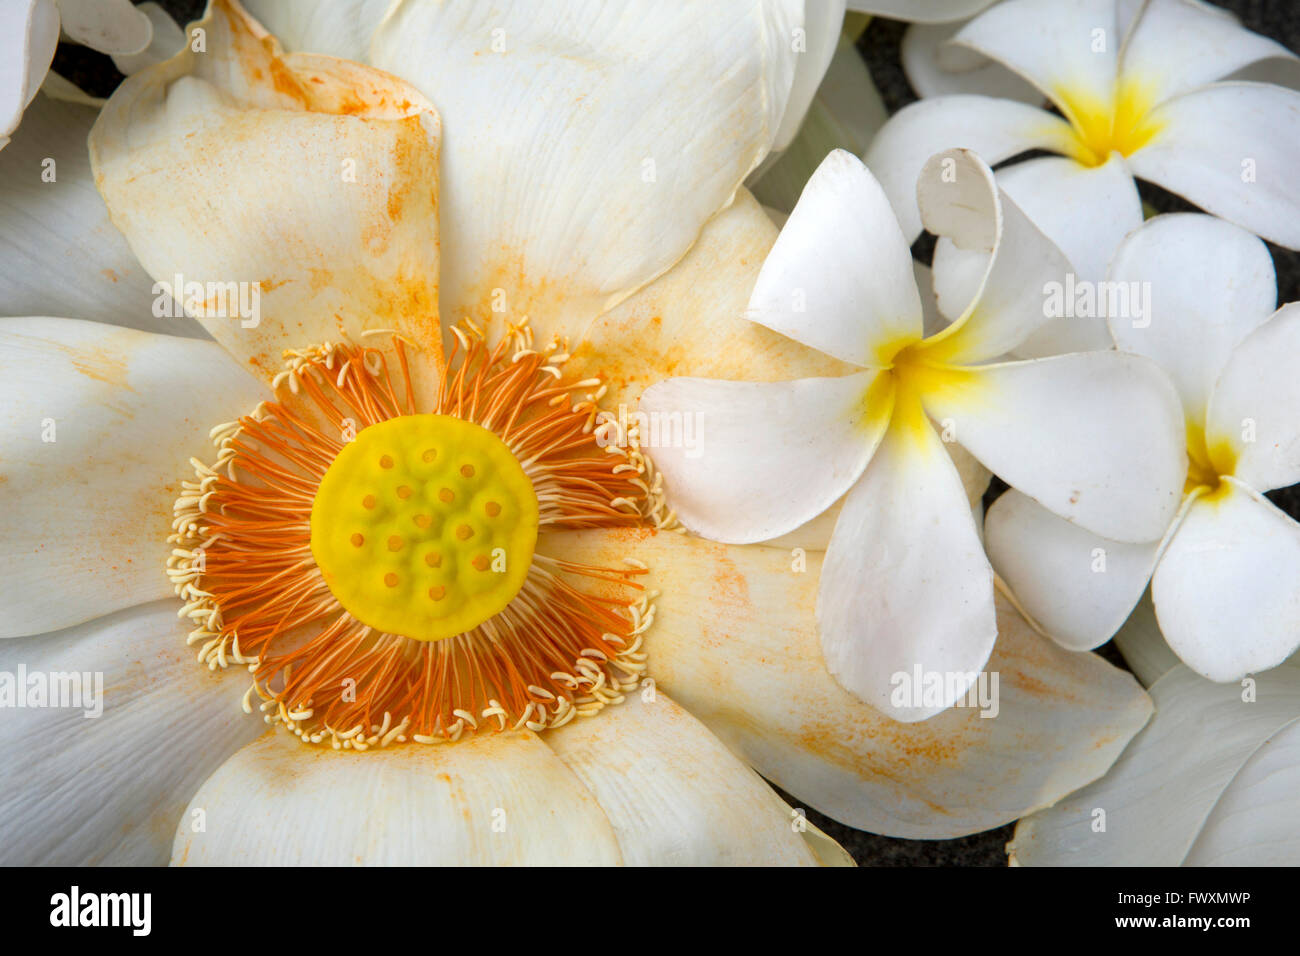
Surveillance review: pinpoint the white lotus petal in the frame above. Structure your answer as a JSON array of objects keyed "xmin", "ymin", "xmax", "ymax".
[
  {"xmin": 1010, "ymin": 665, "xmax": 1300, "ymax": 866},
  {"xmin": 1128, "ymin": 83, "xmax": 1300, "ymax": 250},
  {"xmin": 0, "ymin": 0, "xmax": 59, "ymax": 144},
  {"xmin": 0, "ymin": 318, "xmax": 265, "ymax": 638},
  {"xmin": 539, "ymin": 527, "xmax": 1152, "ymax": 838},
  {"xmin": 1183, "ymin": 717, "xmax": 1300, "ymax": 866},
  {"xmin": 799, "ymin": 821, "xmax": 856, "ymax": 866},
  {"xmin": 846, "ymin": 0, "xmax": 997, "ymax": 23},
  {"xmin": 0, "ymin": 602, "xmax": 261, "ymax": 865},
  {"xmin": 1108, "ymin": 213, "xmax": 1277, "ymax": 425},
  {"xmin": 173, "ymin": 730, "xmax": 622, "ymax": 865},
  {"xmin": 1205, "ymin": 302, "xmax": 1300, "ymax": 492},
  {"xmin": 545, "ymin": 692, "xmax": 819, "ymax": 865},
  {"xmin": 90, "ymin": 0, "xmax": 445, "ymax": 387},
  {"xmin": 902, "ymin": 21, "xmax": 1044, "ymax": 104},
  {"xmin": 924, "ymin": 352, "xmax": 1186, "ymax": 541},
  {"xmin": 639, "ymin": 370, "xmax": 884, "ymax": 545},
  {"xmin": 1120, "ymin": 0, "xmax": 1297, "ymax": 106},
  {"xmin": 748, "ymin": 150, "xmax": 922, "ymax": 367},
  {"xmin": 57, "ymin": 0, "xmax": 151, "ymax": 54},
  {"xmin": 566, "ymin": 190, "xmax": 854, "ymax": 415},
  {"xmin": 242, "ymin": 0, "xmax": 395, "ymax": 62},
  {"xmin": 0, "ymin": 93, "xmax": 180, "ymax": 333},
  {"xmin": 864, "ymin": 94, "xmax": 1074, "ymax": 241},
  {"xmin": 987, "ymin": 489, "xmax": 1159, "ymax": 650},
  {"xmin": 952, "ymin": 0, "xmax": 1119, "ymax": 127},
  {"xmin": 370, "ymin": 0, "xmax": 800, "ymax": 346},
  {"xmin": 111, "ymin": 2, "xmax": 186, "ymax": 76},
  {"xmin": 917, "ymin": 149, "xmax": 1074, "ymax": 363},
  {"xmin": 1152, "ymin": 479, "xmax": 1300, "ymax": 681},
  {"xmin": 752, "ymin": 31, "xmax": 888, "ymax": 214},
  {"xmin": 772, "ymin": 0, "xmax": 846, "ymax": 153},
  {"xmin": 818, "ymin": 421, "xmax": 996, "ymax": 721}
]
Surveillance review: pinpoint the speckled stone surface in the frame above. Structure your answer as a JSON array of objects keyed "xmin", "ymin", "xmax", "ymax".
[{"xmin": 53, "ymin": 0, "xmax": 1300, "ymax": 867}]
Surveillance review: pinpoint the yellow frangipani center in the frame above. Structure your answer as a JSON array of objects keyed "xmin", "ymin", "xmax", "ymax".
[
  {"xmin": 310, "ymin": 413, "xmax": 539, "ymax": 642},
  {"xmin": 1058, "ymin": 78, "xmax": 1164, "ymax": 168},
  {"xmin": 1185, "ymin": 422, "xmax": 1237, "ymax": 503},
  {"xmin": 870, "ymin": 335, "xmax": 977, "ymax": 441}
]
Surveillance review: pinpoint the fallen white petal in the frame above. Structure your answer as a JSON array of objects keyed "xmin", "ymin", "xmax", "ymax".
[{"xmin": 1011, "ymin": 665, "xmax": 1300, "ymax": 865}]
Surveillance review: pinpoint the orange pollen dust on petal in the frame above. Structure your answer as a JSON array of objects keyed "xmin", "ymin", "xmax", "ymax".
[{"xmin": 166, "ymin": 322, "xmax": 675, "ymax": 750}]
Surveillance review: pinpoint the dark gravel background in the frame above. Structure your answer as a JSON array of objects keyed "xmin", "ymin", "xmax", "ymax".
[{"xmin": 50, "ymin": 0, "xmax": 1300, "ymax": 866}]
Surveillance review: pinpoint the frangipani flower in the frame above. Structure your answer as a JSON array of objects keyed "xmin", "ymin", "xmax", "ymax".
[
  {"xmin": 0, "ymin": 0, "xmax": 1152, "ymax": 865},
  {"xmin": 641, "ymin": 147, "xmax": 1185, "ymax": 721},
  {"xmin": 989, "ymin": 214, "xmax": 1300, "ymax": 682},
  {"xmin": 1, "ymin": 0, "xmax": 151, "ymax": 149},
  {"xmin": 1010, "ymin": 659, "xmax": 1300, "ymax": 866},
  {"xmin": 866, "ymin": 0, "xmax": 1300, "ymax": 354},
  {"xmin": 903, "ymin": 0, "xmax": 1298, "ymax": 104}
]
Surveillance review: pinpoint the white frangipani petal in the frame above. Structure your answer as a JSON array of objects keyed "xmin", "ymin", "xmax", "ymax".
[
  {"xmin": 369, "ymin": 0, "xmax": 801, "ymax": 345},
  {"xmin": 1128, "ymin": 83, "xmax": 1300, "ymax": 250},
  {"xmin": 986, "ymin": 489, "xmax": 1159, "ymax": 651},
  {"xmin": 1206, "ymin": 302, "xmax": 1300, "ymax": 493},
  {"xmin": 864, "ymin": 94, "xmax": 1074, "ymax": 242},
  {"xmin": 1107, "ymin": 214, "xmax": 1277, "ymax": 424},
  {"xmin": 0, "ymin": 319, "xmax": 265, "ymax": 638},
  {"xmin": 818, "ymin": 423, "xmax": 996, "ymax": 722},
  {"xmin": 110, "ymin": 1, "xmax": 186, "ymax": 76},
  {"xmin": 0, "ymin": 0, "xmax": 59, "ymax": 148},
  {"xmin": 916, "ymin": 148, "xmax": 1073, "ymax": 363},
  {"xmin": 541, "ymin": 527, "xmax": 1151, "ymax": 839},
  {"xmin": 56, "ymin": 0, "xmax": 151, "ymax": 55},
  {"xmin": 1120, "ymin": 0, "xmax": 1298, "ymax": 106},
  {"xmin": 902, "ymin": 20, "xmax": 1044, "ymax": 104},
  {"xmin": 1010, "ymin": 665, "xmax": 1300, "ymax": 866},
  {"xmin": 0, "ymin": 602, "xmax": 262, "ymax": 865},
  {"xmin": 923, "ymin": 352, "xmax": 1186, "ymax": 542},
  {"xmin": 984, "ymin": 155, "xmax": 1140, "ymax": 358},
  {"xmin": 951, "ymin": 0, "xmax": 1119, "ymax": 126},
  {"xmin": 173, "ymin": 731, "xmax": 624, "ymax": 866},
  {"xmin": 747, "ymin": 150, "xmax": 922, "ymax": 367},
  {"xmin": 1152, "ymin": 479, "xmax": 1300, "ymax": 682},
  {"xmin": 638, "ymin": 370, "xmax": 884, "ymax": 545},
  {"xmin": 544, "ymin": 693, "xmax": 820, "ymax": 866}
]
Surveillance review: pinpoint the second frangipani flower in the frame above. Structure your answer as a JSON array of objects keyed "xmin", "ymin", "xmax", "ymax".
[
  {"xmin": 989, "ymin": 214, "xmax": 1300, "ymax": 682},
  {"xmin": 867, "ymin": 0, "xmax": 1300, "ymax": 354},
  {"xmin": 641, "ymin": 148, "xmax": 1186, "ymax": 722}
]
